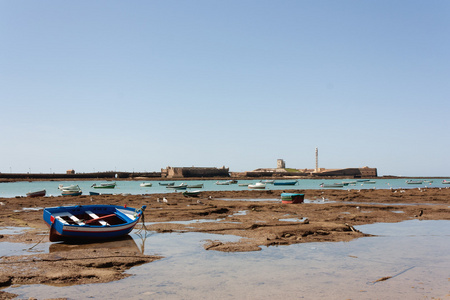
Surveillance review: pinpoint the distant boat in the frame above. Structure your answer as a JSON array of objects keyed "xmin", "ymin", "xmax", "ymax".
[
  {"xmin": 406, "ymin": 180, "xmax": 423, "ymax": 184},
  {"xmin": 26, "ymin": 189, "xmax": 46, "ymax": 198},
  {"xmin": 91, "ymin": 182, "xmax": 116, "ymax": 189},
  {"xmin": 363, "ymin": 180, "xmax": 376, "ymax": 184},
  {"xmin": 159, "ymin": 182, "xmax": 175, "ymax": 186},
  {"xmin": 216, "ymin": 181, "xmax": 230, "ymax": 185},
  {"xmin": 89, "ymin": 191, "xmax": 101, "ymax": 196},
  {"xmin": 58, "ymin": 184, "xmax": 80, "ymax": 191},
  {"xmin": 281, "ymin": 193, "xmax": 304, "ymax": 204},
  {"xmin": 341, "ymin": 181, "xmax": 356, "ymax": 185},
  {"xmin": 43, "ymin": 204, "xmax": 146, "ymax": 242},
  {"xmin": 356, "ymin": 179, "xmax": 370, "ymax": 182},
  {"xmin": 182, "ymin": 190, "xmax": 202, "ymax": 197},
  {"xmin": 442, "ymin": 180, "xmax": 450, "ymax": 184},
  {"xmin": 140, "ymin": 182, "xmax": 152, "ymax": 187},
  {"xmin": 248, "ymin": 182, "xmax": 266, "ymax": 189},
  {"xmin": 187, "ymin": 183, "xmax": 204, "ymax": 188},
  {"xmin": 61, "ymin": 184, "xmax": 82, "ymax": 196},
  {"xmin": 273, "ymin": 180, "xmax": 298, "ymax": 186},
  {"xmin": 238, "ymin": 183, "xmax": 249, "ymax": 187},
  {"xmin": 260, "ymin": 180, "xmax": 274, "ymax": 184},
  {"xmin": 61, "ymin": 190, "xmax": 82, "ymax": 196},
  {"xmin": 166, "ymin": 183, "xmax": 188, "ymax": 190},
  {"xmin": 320, "ymin": 183, "xmax": 344, "ymax": 188}
]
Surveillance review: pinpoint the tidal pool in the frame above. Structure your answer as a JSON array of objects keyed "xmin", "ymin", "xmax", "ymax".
[{"xmin": 4, "ymin": 220, "xmax": 450, "ymax": 299}]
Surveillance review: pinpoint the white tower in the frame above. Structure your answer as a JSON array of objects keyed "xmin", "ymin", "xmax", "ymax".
[{"xmin": 315, "ymin": 148, "xmax": 319, "ymax": 172}]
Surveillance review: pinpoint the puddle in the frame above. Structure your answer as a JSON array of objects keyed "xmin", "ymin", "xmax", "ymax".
[
  {"xmin": 279, "ymin": 217, "xmax": 308, "ymax": 222},
  {"xmin": 0, "ymin": 227, "xmax": 34, "ymax": 235},
  {"xmin": 3, "ymin": 221, "xmax": 450, "ymax": 300},
  {"xmin": 13, "ymin": 207, "xmax": 43, "ymax": 212},
  {"xmin": 391, "ymin": 210, "xmax": 404, "ymax": 214}
]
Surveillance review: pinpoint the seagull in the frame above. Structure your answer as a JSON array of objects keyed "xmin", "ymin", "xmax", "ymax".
[
  {"xmin": 157, "ymin": 198, "xmax": 161, "ymax": 203},
  {"xmin": 163, "ymin": 197, "xmax": 168, "ymax": 203},
  {"xmin": 90, "ymin": 197, "xmax": 93, "ymax": 202},
  {"xmin": 197, "ymin": 199, "xmax": 203, "ymax": 204},
  {"xmin": 208, "ymin": 195, "xmax": 213, "ymax": 200}
]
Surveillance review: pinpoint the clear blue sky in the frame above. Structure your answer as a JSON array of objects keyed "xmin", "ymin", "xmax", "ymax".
[{"xmin": 1, "ymin": 1, "xmax": 449, "ymax": 176}]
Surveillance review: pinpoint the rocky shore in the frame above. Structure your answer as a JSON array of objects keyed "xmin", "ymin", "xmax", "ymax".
[{"xmin": 0, "ymin": 188, "xmax": 449, "ymax": 298}]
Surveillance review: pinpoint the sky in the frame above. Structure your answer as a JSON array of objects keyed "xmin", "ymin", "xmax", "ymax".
[{"xmin": 1, "ymin": 1, "xmax": 449, "ymax": 177}]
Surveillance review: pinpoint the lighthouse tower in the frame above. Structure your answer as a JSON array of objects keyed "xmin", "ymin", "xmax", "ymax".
[{"xmin": 315, "ymin": 148, "xmax": 319, "ymax": 172}]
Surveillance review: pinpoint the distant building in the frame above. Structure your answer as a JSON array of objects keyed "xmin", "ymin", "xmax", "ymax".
[
  {"xmin": 161, "ymin": 166, "xmax": 230, "ymax": 178},
  {"xmin": 66, "ymin": 169, "xmax": 75, "ymax": 175},
  {"xmin": 277, "ymin": 159, "xmax": 285, "ymax": 169}
]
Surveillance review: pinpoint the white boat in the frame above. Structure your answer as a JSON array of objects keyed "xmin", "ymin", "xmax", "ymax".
[
  {"xmin": 216, "ymin": 181, "xmax": 230, "ymax": 185},
  {"xmin": 442, "ymin": 180, "xmax": 450, "ymax": 184},
  {"xmin": 187, "ymin": 183, "xmax": 204, "ymax": 188},
  {"xmin": 140, "ymin": 182, "xmax": 152, "ymax": 187},
  {"xmin": 248, "ymin": 182, "xmax": 266, "ymax": 189},
  {"xmin": 58, "ymin": 184, "xmax": 80, "ymax": 191},
  {"xmin": 260, "ymin": 180, "xmax": 274, "ymax": 184}
]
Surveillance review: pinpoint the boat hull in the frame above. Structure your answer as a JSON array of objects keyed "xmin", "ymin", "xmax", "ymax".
[
  {"xmin": 281, "ymin": 193, "xmax": 304, "ymax": 204},
  {"xmin": 43, "ymin": 204, "xmax": 145, "ymax": 242},
  {"xmin": 61, "ymin": 191, "xmax": 82, "ymax": 196},
  {"xmin": 27, "ymin": 190, "xmax": 46, "ymax": 198},
  {"xmin": 273, "ymin": 181, "xmax": 298, "ymax": 186}
]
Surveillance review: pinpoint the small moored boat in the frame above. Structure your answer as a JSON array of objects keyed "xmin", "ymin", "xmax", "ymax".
[
  {"xmin": 140, "ymin": 182, "xmax": 152, "ymax": 187},
  {"xmin": 91, "ymin": 182, "xmax": 117, "ymax": 189},
  {"xmin": 248, "ymin": 182, "xmax": 266, "ymax": 189},
  {"xmin": 406, "ymin": 180, "xmax": 423, "ymax": 184},
  {"xmin": 281, "ymin": 193, "xmax": 304, "ymax": 204},
  {"xmin": 260, "ymin": 180, "xmax": 274, "ymax": 184},
  {"xmin": 166, "ymin": 183, "xmax": 188, "ymax": 190},
  {"xmin": 58, "ymin": 184, "xmax": 80, "ymax": 191},
  {"xmin": 442, "ymin": 180, "xmax": 450, "ymax": 184},
  {"xmin": 216, "ymin": 181, "xmax": 230, "ymax": 185},
  {"xmin": 27, "ymin": 189, "xmax": 46, "ymax": 198},
  {"xmin": 320, "ymin": 183, "xmax": 344, "ymax": 188},
  {"xmin": 61, "ymin": 190, "xmax": 82, "ymax": 196},
  {"xmin": 273, "ymin": 180, "xmax": 298, "ymax": 186},
  {"xmin": 159, "ymin": 182, "xmax": 175, "ymax": 186},
  {"xmin": 182, "ymin": 190, "xmax": 202, "ymax": 197},
  {"xmin": 43, "ymin": 204, "xmax": 146, "ymax": 242},
  {"xmin": 187, "ymin": 183, "xmax": 204, "ymax": 188}
]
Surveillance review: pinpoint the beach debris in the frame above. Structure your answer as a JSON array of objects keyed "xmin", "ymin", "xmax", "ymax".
[
  {"xmin": 156, "ymin": 198, "xmax": 161, "ymax": 203},
  {"xmin": 414, "ymin": 210, "xmax": 423, "ymax": 217},
  {"xmin": 196, "ymin": 199, "xmax": 203, "ymax": 205}
]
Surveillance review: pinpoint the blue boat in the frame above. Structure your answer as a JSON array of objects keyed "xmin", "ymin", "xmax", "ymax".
[
  {"xmin": 281, "ymin": 193, "xmax": 304, "ymax": 204},
  {"xmin": 43, "ymin": 204, "xmax": 146, "ymax": 242},
  {"xmin": 273, "ymin": 180, "xmax": 298, "ymax": 186}
]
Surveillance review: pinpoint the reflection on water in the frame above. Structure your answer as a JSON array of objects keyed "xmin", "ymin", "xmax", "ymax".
[
  {"xmin": 49, "ymin": 235, "xmax": 142, "ymax": 253},
  {"xmin": 4, "ymin": 220, "xmax": 450, "ymax": 299}
]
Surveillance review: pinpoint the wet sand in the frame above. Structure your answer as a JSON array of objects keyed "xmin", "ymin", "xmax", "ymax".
[{"xmin": 0, "ymin": 188, "xmax": 449, "ymax": 298}]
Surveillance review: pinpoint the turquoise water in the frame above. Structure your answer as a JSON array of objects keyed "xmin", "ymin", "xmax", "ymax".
[{"xmin": 0, "ymin": 178, "xmax": 448, "ymax": 198}]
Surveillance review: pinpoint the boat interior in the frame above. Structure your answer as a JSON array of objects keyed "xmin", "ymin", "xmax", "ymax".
[{"xmin": 53, "ymin": 210, "xmax": 128, "ymax": 226}]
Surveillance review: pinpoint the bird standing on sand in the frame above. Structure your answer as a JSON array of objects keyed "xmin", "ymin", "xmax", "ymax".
[
  {"xmin": 157, "ymin": 198, "xmax": 161, "ymax": 203},
  {"xmin": 163, "ymin": 197, "xmax": 168, "ymax": 203}
]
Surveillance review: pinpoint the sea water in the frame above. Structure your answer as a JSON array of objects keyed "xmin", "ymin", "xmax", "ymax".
[
  {"xmin": 0, "ymin": 178, "xmax": 447, "ymax": 198},
  {"xmin": 4, "ymin": 220, "xmax": 450, "ymax": 299}
]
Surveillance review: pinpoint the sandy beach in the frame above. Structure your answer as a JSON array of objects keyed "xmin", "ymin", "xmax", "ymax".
[{"xmin": 0, "ymin": 187, "xmax": 449, "ymax": 299}]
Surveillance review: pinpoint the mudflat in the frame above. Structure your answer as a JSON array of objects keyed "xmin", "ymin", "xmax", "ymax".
[{"xmin": 0, "ymin": 188, "xmax": 449, "ymax": 296}]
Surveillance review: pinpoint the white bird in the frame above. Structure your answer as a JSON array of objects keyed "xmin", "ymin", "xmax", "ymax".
[
  {"xmin": 90, "ymin": 197, "xmax": 93, "ymax": 202},
  {"xmin": 208, "ymin": 196, "xmax": 212, "ymax": 200},
  {"xmin": 197, "ymin": 199, "xmax": 203, "ymax": 204},
  {"xmin": 163, "ymin": 197, "xmax": 168, "ymax": 203},
  {"xmin": 157, "ymin": 198, "xmax": 161, "ymax": 203}
]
